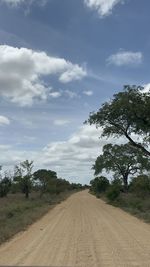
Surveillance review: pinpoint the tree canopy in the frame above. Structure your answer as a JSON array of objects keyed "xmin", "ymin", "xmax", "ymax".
[
  {"xmin": 93, "ymin": 143, "xmax": 150, "ymax": 189},
  {"xmin": 90, "ymin": 176, "xmax": 109, "ymax": 194},
  {"xmin": 86, "ymin": 85, "xmax": 150, "ymax": 156},
  {"xmin": 33, "ymin": 169, "xmax": 57, "ymax": 194}
]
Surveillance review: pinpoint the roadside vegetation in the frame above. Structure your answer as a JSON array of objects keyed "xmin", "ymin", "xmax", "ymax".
[
  {"xmin": 0, "ymin": 162, "xmax": 85, "ymax": 244},
  {"xmin": 87, "ymin": 85, "xmax": 150, "ymax": 222}
]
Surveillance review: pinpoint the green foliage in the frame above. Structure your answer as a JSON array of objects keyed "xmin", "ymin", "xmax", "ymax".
[
  {"xmin": 90, "ymin": 176, "xmax": 110, "ymax": 194},
  {"xmin": 0, "ymin": 177, "xmax": 11, "ymax": 197},
  {"xmin": 10, "ymin": 183, "xmax": 20, "ymax": 194},
  {"xmin": 33, "ymin": 170, "xmax": 77, "ymax": 195},
  {"xmin": 93, "ymin": 143, "xmax": 150, "ymax": 190},
  {"xmin": 1, "ymin": 161, "xmax": 83, "ymax": 199},
  {"xmin": 70, "ymin": 183, "xmax": 83, "ymax": 190},
  {"xmin": 105, "ymin": 178, "xmax": 122, "ymax": 202},
  {"xmin": 111, "ymin": 178, "xmax": 123, "ymax": 190},
  {"xmin": 106, "ymin": 185, "xmax": 120, "ymax": 202},
  {"xmin": 14, "ymin": 160, "xmax": 34, "ymax": 198},
  {"xmin": 55, "ymin": 178, "xmax": 70, "ymax": 194},
  {"xmin": 130, "ymin": 175, "xmax": 150, "ymax": 197},
  {"xmin": 0, "ymin": 168, "xmax": 11, "ymax": 197},
  {"xmin": 33, "ymin": 169, "xmax": 57, "ymax": 195},
  {"xmin": 86, "ymin": 85, "xmax": 150, "ymax": 156}
]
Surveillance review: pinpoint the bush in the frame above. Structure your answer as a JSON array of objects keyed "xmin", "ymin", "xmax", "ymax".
[
  {"xmin": 0, "ymin": 178, "xmax": 11, "ymax": 197},
  {"xmin": 106, "ymin": 185, "xmax": 120, "ymax": 202},
  {"xmin": 90, "ymin": 176, "xmax": 110, "ymax": 194},
  {"xmin": 10, "ymin": 183, "xmax": 20, "ymax": 194},
  {"xmin": 130, "ymin": 175, "xmax": 150, "ymax": 197},
  {"xmin": 111, "ymin": 178, "xmax": 123, "ymax": 188}
]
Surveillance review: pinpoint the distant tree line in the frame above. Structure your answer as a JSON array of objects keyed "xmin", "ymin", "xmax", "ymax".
[{"xmin": 0, "ymin": 161, "xmax": 85, "ymax": 198}]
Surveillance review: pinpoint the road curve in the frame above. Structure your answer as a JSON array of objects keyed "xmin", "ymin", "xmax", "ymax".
[{"xmin": 0, "ymin": 190, "xmax": 150, "ymax": 267}]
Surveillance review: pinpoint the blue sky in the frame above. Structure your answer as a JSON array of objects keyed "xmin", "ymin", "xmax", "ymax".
[{"xmin": 0, "ymin": 0, "xmax": 150, "ymax": 184}]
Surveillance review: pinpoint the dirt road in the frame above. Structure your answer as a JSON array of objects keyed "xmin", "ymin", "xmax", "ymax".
[{"xmin": 0, "ymin": 190, "xmax": 150, "ymax": 267}]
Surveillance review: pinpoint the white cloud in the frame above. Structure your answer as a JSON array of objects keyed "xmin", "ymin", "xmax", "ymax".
[
  {"xmin": 53, "ymin": 119, "xmax": 70, "ymax": 126},
  {"xmin": 40, "ymin": 125, "xmax": 102, "ymax": 183},
  {"xmin": 0, "ymin": 145, "xmax": 37, "ymax": 167},
  {"xmin": 0, "ymin": 124, "xmax": 127, "ymax": 184},
  {"xmin": 83, "ymin": 90, "xmax": 93, "ymax": 96},
  {"xmin": 0, "ymin": 45, "xmax": 86, "ymax": 106},
  {"xmin": 1, "ymin": 0, "xmax": 25, "ymax": 5},
  {"xmin": 59, "ymin": 64, "xmax": 87, "ymax": 83},
  {"xmin": 39, "ymin": 125, "xmax": 126, "ymax": 183},
  {"xmin": 142, "ymin": 84, "xmax": 150, "ymax": 93},
  {"xmin": 49, "ymin": 91, "xmax": 62, "ymax": 98},
  {"xmin": 0, "ymin": 145, "xmax": 11, "ymax": 150},
  {"xmin": 107, "ymin": 50, "xmax": 143, "ymax": 66},
  {"xmin": 1, "ymin": 0, "xmax": 47, "ymax": 7},
  {"xmin": 0, "ymin": 115, "xmax": 10, "ymax": 126},
  {"xmin": 65, "ymin": 90, "xmax": 78, "ymax": 99},
  {"xmin": 84, "ymin": 0, "xmax": 123, "ymax": 17}
]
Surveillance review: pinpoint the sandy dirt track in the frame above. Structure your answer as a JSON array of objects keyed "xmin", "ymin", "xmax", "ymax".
[{"xmin": 0, "ymin": 190, "xmax": 150, "ymax": 267}]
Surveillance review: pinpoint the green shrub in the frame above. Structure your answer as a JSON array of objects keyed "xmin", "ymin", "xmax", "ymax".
[
  {"xmin": 106, "ymin": 186, "xmax": 120, "ymax": 202},
  {"xmin": 90, "ymin": 176, "xmax": 110, "ymax": 194},
  {"xmin": 0, "ymin": 178, "xmax": 11, "ymax": 197},
  {"xmin": 130, "ymin": 175, "xmax": 150, "ymax": 197}
]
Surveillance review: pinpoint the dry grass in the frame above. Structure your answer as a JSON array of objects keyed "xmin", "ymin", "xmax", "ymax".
[
  {"xmin": 0, "ymin": 190, "xmax": 75, "ymax": 244},
  {"xmin": 109, "ymin": 192, "xmax": 150, "ymax": 223}
]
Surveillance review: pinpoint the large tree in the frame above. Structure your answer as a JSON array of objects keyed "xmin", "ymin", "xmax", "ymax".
[
  {"xmin": 86, "ymin": 85, "xmax": 150, "ymax": 156},
  {"xmin": 93, "ymin": 143, "xmax": 150, "ymax": 190}
]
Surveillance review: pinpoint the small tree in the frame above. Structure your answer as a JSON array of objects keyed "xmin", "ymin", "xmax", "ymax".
[
  {"xmin": 0, "ymin": 167, "xmax": 11, "ymax": 197},
  {"xmin": 14, "ymin": 160, "xmax": 33, "ymax": 198},
  {"xmin": 90, "ymin": 176, "xmax": 109, "ymax": 194},
  {"xmin": 93, "ymin": 143, "xmax": 150, "ymax": 190},
  {"xmin": 0, "ymin": 177, "xmax": 11, "ymax": 198},
  {"xmin": 55, "ymin": 178, "xmax": 71, "ymax": 194},
  {"xmin": 71, "ymin": 183, "xmax": 83, "ymax": 190},
  {"xmin": 33, "ymin": 169, "xmax": 57, "ymax": 195}
]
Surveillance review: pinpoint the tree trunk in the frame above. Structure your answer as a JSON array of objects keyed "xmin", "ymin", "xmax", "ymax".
[
  {"xmin": 123, "ymin": 175, "xmax": 128, "ymax": 192},
  {"xmin": 25, "ymin": 188, "xmax": 29, "ymax": 198}
]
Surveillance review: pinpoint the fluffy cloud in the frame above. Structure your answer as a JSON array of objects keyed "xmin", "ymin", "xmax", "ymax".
[
  {"xmin": 83, "ymin": 90, "xmax": 93, "ymax": 96},
  {"xmin": 0, "ymin": 124, "xmax": 126, "ymax": 183},
  {"xmin": 49, "ymin": 91, "xmax": 62, "ymax": 98},
  {"xmin": 0, "ymin": 145, "xmax": 37, "ymax": 167},
  {"xmin": 59, "ymin": 64, "xmax": 87, "ymax": 83},
  {"xmin": 84, "ymin": 0, "xmax": 123, "ymax": 17},
  {"xmin": 0, "ymin": 125, "xmax": 101, "ymax": 183},
  {"xmin": 143, "ymin": 84, "xmax": 150, "ymax": 93},
  {"xmin": 39, "ymin": 125, "xmax": 126, "ymax": 183},
  {"xmin": 107, "ymin": 51, "xmax": 143, "ymax": 66},
  {"xmin": 0, "ymin": 115, "xmax": 10, "ymax": 126},
  {"xmin": 0, "ymin": 45, "xmax": 86, "ymax": 106},
  {"xmin": 40, "ymin": 125, "xmax": 101, "ymax": 182}
]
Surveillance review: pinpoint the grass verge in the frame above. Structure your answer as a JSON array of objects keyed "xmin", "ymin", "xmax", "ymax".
[
  {"xmin": 91, "ymin": 190, "xmax": 150, "ymax": 223},
  {"xmin": 111, "ymin": 193, "xmax": 150, "ymax": 223},
  {"xmin": 0, "ymin": 190, "xmax": 76, "ymax": 244}
]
